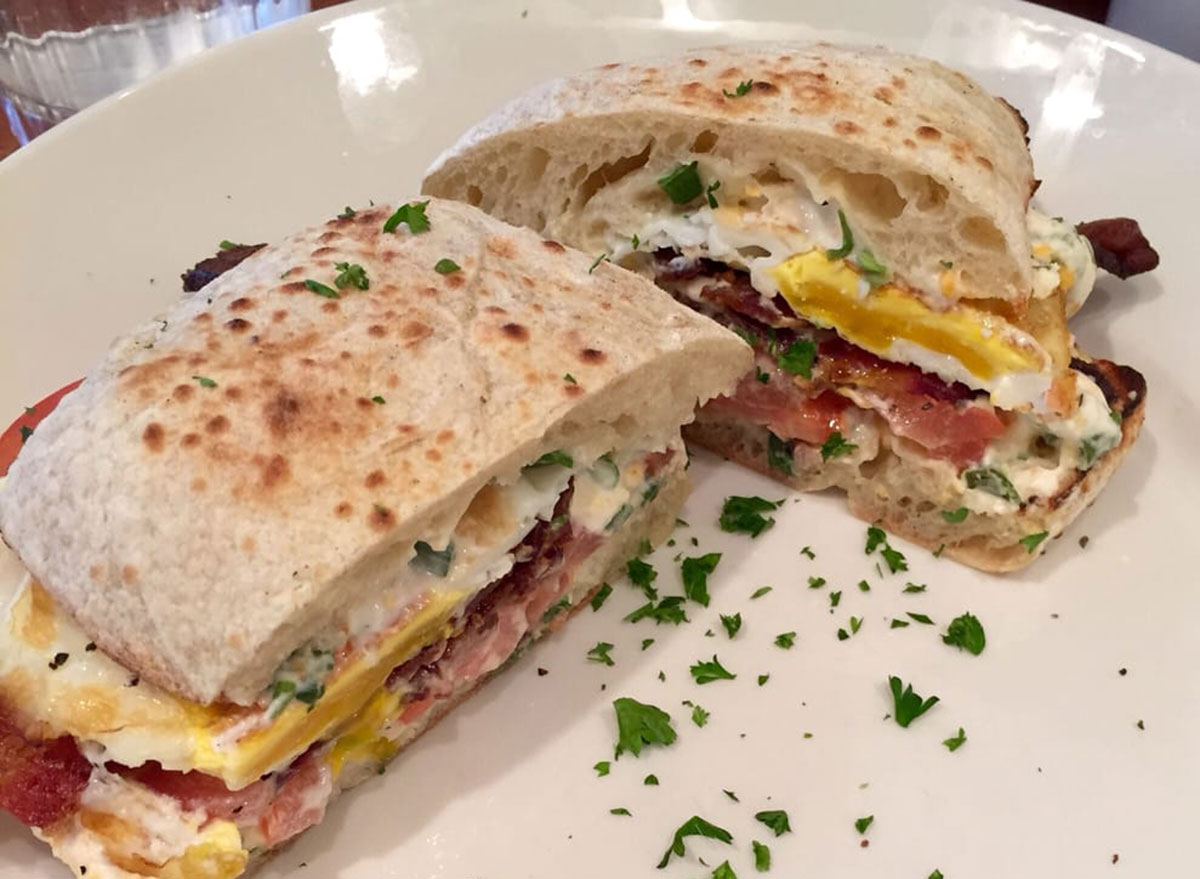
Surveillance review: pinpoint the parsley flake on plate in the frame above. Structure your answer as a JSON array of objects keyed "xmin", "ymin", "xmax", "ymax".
[
  {"xmin": 658, "ymin": 815, "xmax": 733, "ymax": 868},
  {"xmin": 1019, "ymin": 530, "xmax": 1050, "ymax": 554},
  {"xmin": 907, "ymin": 612, "xmax": 934, "ymax": 625},
  {"xmin": 888, "ymin": 675, "xmax": 940, "ymax": 727},
  {"xmin": 690, "ymin": 655, "xmax": 736, "ymax": 684},
  {"xmin": 854, "ymin": 815, "xmax": 874, "ymax": 834},
  {"xmin": 383, "ymin": 200, "xmax": 430, "ymax": 234},
  {"xmin": 587, "ymin": 642, "xmax": 615, "ymax": 667},
  {"xmin": 626, "ymin": 558, "xmax": 659, "ymax": 600},
  {"xmin": 594, "ymin": 761, "xmax": 611, "ymax": 777},
  {"xmin": 858, "ymin": 579, "xmax": 871, "ymax": 592},
  {"xmin": 657, "ymin": 161, "xmax": 704, "ymax": 205},
  {"xmin": 613, "ymin": 697, "xmax": 676, "ymax": 758},
  {"xmin": 719, "ymin": 495, "xmax": 783, "ymax": 537},
  {"xmin": 800, "ymin": 545, "xmax": 816, "ymax": 560},
  {"xmin": 723, "ymin": 78, "xmax": 754, "ymax": 98},
  {"xmin": 218, "ymin": 239, "xmax": 244, "ymax": 250},
  {"xmin": 644, "ymin": 774, "xmax": 659, "ymax": 785},
  {"xmin": 943, "ymin": 727, "xmax": 968, "ymax": 752},
  {"xmin": 610, "ymin": 807, "xmax": 632, "ymax": 816},
  {"xmin": 681, "ymin": 553, "xmax": 722, "ymax": 606},
  {"xmin": 890, "ymin": 619, "xmax": 910, "ymax": 629},
  {"xmin": 755, "ymin": 810, "xmax": 791, "ymax": 837},
  {"xmin": 624, "ymin": 596, "xmax": 688, "ymax": 626},
  {"xmin": 942, "ymin": 612, "xmax": 986, "ymax": 655},
  {"xmin": 720, "ymin": 612, "xmax": 742, "ymax": 638},
  {"xmin": 724, "ymin": 789, "xmax": 740, "ymax": 802},
  {"xmin": 757, "ymin": 674, "xmax": 770, "ymax": 686},
  {"xmin": 434, "ymin": 257, "xmax": 461, "ymax": 274},
  {"xmin": 338, "ymin": 205, "xmax": 356, "ymax": 219},
  {"xmin": 712, "ymin": 861, "xmax": 738, "ymax": 879},
  {"xmin": 808, "ymin": 576, "xmax": 826, "ymax": 589},
  {"xmin": 903, "ymin": 582, "xmax": 927, "ymax": 594},
  {"xmin": 691, "ymin": 704, "xmax": 710, "ymax": 727},
  {"xmin": 753, "ymin": 840, "xmax": 771, "ymax": 871},
  {"xmin": 590, "ymin": 583, "xmax": 613, "ymax": 611},
  {"xmin": 774, "ymin": 632, "xmax": 797, "ymax": 649},
  {"xmin": 750, "ymin": 586, "xmax": 773, "ymax": 600},
  {"xmin": 641, "ymin": 638, "xmax": 655, "ymax": 651},
  {"xmin": 830, "ymin": 590, "xmax": 842, "ymax": 608},
  {"xmin": 820, "ymin": 431, "xmax": 857, "ymax": 461},
  {"xmin": 930, "ymin": 871, "xmax": 945, "ymax": 879}
]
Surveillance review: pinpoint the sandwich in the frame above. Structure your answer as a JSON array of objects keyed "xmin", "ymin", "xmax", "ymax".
[
  {"xmin": 0, "ymin": 198, "xmax": 749, "ymax": 878},
  {"xmin": 422, "ymin": 43, "xmax": 1156, "ymax": 572}
]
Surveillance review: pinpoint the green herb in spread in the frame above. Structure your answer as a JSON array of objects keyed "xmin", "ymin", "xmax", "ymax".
[
  {"xmin": 941, "ymin": 507, "xmax": 969, "ymax": 523},
  {"xmin": 613, "ymin": 697, "xmax": 677, "ymax": 758},
  {"xmin": 304, "ymin": 278, "xmax": 339, "ymax": 299},
  {"xmin": 526, "ymin": 449, "xmax": 574, "ymax": 469},
  {"xmin": 690, "ymin": 655, "xmax": 736, "ymax": 684},
  {"xmin": 410, "ymin": 540, "xmax": 454, "ymax": 577},
  {"xmin": 821, "ymin": 431, "xmax": 857, "ymax": 461},
  {"xmin": 964, "ymin": 467, "xmax": 1020, "ymax": 503},
  {"xmin": 857, "ymin": 249, "xmax": 887, "ymax": 277},
  {"xmin": 658, "ymin": 815, "xmax": 733, "ymax": 868},
  {"xmin": 719, "ymin": 495, "xmax": 783, "ymax": 537},
  {"xmin": 720, "ymin": 612, "xmax": 742, "ymax": 638},
  {"xmin": 777, "ymin": 339, "xmax": 816, "ymax": 379},
  {"xmin": 657, "ymin": 161, "xmax": 704, "ymax": 205},
  {"xmin": 383, "ymin": 200, "xmax": 430, "ymax": 234},
  {"xmin": 888, "ymin": 675, "xmax": 940, "ymax": 727},
  {"xmin": 943, "ymin": 727, "xmax": 967, "ymax": 752},
  {"xmin": 588, "ymin": 642, "xmax": 615, "ymax": 667},
  {"xmin": 681, "ymin": 553, "xmax": 722, "ymax": 606},
  {"xmin": 706, "ymin": 180, "xmax": 722, "ymax": 209},
  {"xmin": 767, "ymin": 432, "xmax": 794, "ymax": 476},
  {"xmin": 589, "ymin": 252, "xmax": 609, "ymax": 273},
  {"xmin": 942, "ymin": 613, "xmax": 986, "ymax": 655},
  {"xmin": 434, "ymin": 258, "xmax": 461, "ymax": 274},
  {"xmin": 826, "ymin": 210, "xmax": 854, "ymax": 260},
  {"xmin": 1019, "ymin": 531, "xmax": 1050, "ymax": 554},
  {"xmin": 755, "ymin": 810, "xmax": 791, "ymax": 837}
]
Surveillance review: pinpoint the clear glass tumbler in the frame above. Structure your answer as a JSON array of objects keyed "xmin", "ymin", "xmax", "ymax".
[{"xmin": 0, "ymin": 0, "xmax": 310, "ymax": 145}]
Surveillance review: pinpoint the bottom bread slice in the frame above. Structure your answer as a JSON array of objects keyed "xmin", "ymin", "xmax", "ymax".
[
  {"xmin": 685, "ymin": 355, "xmax": 1146, "ymax": 573},
  {"xmin": 31, "ymin": 460, "xmax": 689, "ymax": 879}
]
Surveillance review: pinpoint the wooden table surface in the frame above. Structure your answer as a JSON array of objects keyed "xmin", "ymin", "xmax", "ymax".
[{"xmin": 0, "ymin": 0, "xmax": 1107, "ymax": 164}]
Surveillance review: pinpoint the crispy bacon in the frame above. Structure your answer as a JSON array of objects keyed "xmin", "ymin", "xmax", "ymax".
[
  {"xmin": 1076, "ymin": 217, "xmax": 1159, "ymax": 279},
  {"xmin": 0, "ymin": 706, "xmax": 92, "ymax": 828},
  {"xmin": 114, "ymin": 762, "xmax": 274, "ymax": 823},
  {"xmin": 180, "ymin": 243, "xmax": 266, "ymax": 293}
]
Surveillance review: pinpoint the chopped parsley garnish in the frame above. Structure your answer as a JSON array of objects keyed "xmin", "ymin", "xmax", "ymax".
[
  {"xmin": 907, "ymin": 612, "xmax": 934, "ymax": 625},
  {"xmin": 1019, "ymin": 531, "xmax": 1050, "ymax": 554},
  {"xmin": 338, "ymin": 205, "xmax": 356, "ymax": 219},
  {"xmin": 857, "ymin": 249, "xmax": 887, "ymax": 276},
  {"xmin": 606, "ymin": 504, "xmax": 634, "ymax": 531},
  {"xmin": 434, "ymin": 257, "xmax": 461, "ymax": 274},
  {"xmin": 588, "ymin": 642, "xmax": 615, "ymax": 667},
  {"xmin": 625, "ymin": 596, "xmax": 688, "ymax": 626},
  {"xmin": 858, "ymin": 579, "xmax": 871, "ymax": 592},
  {"xmin": 1110, "ymin": 408, "xmax": 1123, "ymax": 425},
  {"xmin": 294, "ymin": 680, "xmax": 324, "ymax": 710},
  {"xmin": 766, "ymin": 432, "xmax": 794, "ymax": 475},
  {"xmin": 219, "ymin": 239, "xmax": 243, "ymax": 250},
  {"xmin": 939, "ymin": 259, "xmax": 953, "ymax": 269},
  {"xmin": 801, "ymin": 546, "xmax": 816, "ymax": 560},
  {"xmin": 371, "ymin": 395, "xmax": 386, "ymax": 404},
  {"xmin": 382, "ymin": 200, "xmax": 430, "ymax": 234},
  {"xmin": 930, "ymin": 871, "xmax": 945, "ymax": 879},
  {"xmin": 595, "ymin": 760, "xmax": 611, "ymax": 776},
  {"xmin": 774, "ymin": 631, "xmax": 797, "ymax": 649},
  {"xmin": 755, "ymin": 366, "xmax": 771, "ymax": 384},
  {"xmin": 192, "ymin": 375, "xmax": 217, "ymax": 388},
  {"xmin": 645, "ymin": 774, "xmax": 659, "ymax": 785},
  {"xmin": 526, "ymin": 449, "xmax": 574, "ymax": 469},
  {"xmin": 657, "ymin": 161, "xmax": 705, "ymax": 205},
  {"xmin": 626, "ymin": 558, "xmax": 659, "ymax": 600},
  {"xmin": 851, "ymin": 616, "xmax": 863, "ymax": 633},
  {"xmin": 267, "ymin": 679, "xmax": 297, "ymax": 717},
  {"xmin": 690, "ymin": 655, "xmax": 736, "ymax": 684},
  {"xmin": 865, "ymin": 525, "xmax": 908, "ymax": 573},
  {"xmin": 706, "ymin": 179, "xmax": 722, "ymax": 209},
  {"xmin": 757, "ymin": 674, "xmax": 770, "ymax": 686},
  {"xmin": 712, "ymin": 862, "xmax": 738, "ymax": 879},
  {"xmin": 410, "ymin": 540, "xmax": 454, "ymax": 576},
  {"xmin": 827, "ymin": 210, "xmax": 854, "ymax": 259},
  {"xmin": 942, "ymin": 612, "xmax": 986, "ymax": 655},
  {"xmin": 943, "ymin": 727, "xmax": 968, "ymax": 752},
  {"xmin": 753, "ymin": 840, "xmax": 771, "ymax": 871},
  {"xmin": 720, "ymin": 610, "xmax": 739, "ymax": 638},
  {"xmin": 724, "ymin": 789, "xmax": 740, "ymax": 802},
  {"xmin": 631, "ymin": 233, "xmax": 640, "ymax": 250},
  {"xmin": 903, "ymin": 582, "xmax": 927, "ymax": 594},
  {"xmin": 691, "ymin": 704, "xmax": 710, "ymax": 727},
  {"xmin": 941, "ymin": 507, "xmax": 969, "ymax": 523},
  {"xmin": 751, "ymin": 586, "xmax": 773, "ymax": 600},
  {"xmin": 591, "ymin": 583, "xmax": 613, "ymax": 611},
  {"xmin": 719, "ymin": 495, "xmax": 783, "ymax": 537},
  {"xmin": 888, "ymin": 675, "xmax": 940, "ymax": 727},
  {"xmin": 964, "ymin": 467, "xmax": 1020, "ymax": 503},
  {"xmin": 830, "ymin": 590, "xmax": 842, "ymax": 608},
  {"xmin": 755, "ymin": 810, "xmax": 791, "ymax": 837},
  {"xmin": 776, "ymin": 339, "xmax": 816, "ymax": 379},
  {"xmin": 658, "ymin": 815, "xmax": 733, "ymax": 868},
  {"xmin": 865, "ymin": 526, "xmax": 888, "ymax": 554},
  {"xmin": 808, "ymin": 576, "xmax": 826, "ymax": 589},
  {"xmin": 304, "ymin": 278, "xmax": 340, "ymax": 298},
  {"xmin": 854, "ymin": 815, "xmax": 874, "ymax": 834},
  {"xmin": 890, "ymin": 619, "xmax": 910, "ymax": 629},
  {"xmin": 610, "ymin": 807, "xmax": 632, "ymax": 816},
  {"xmin": 681, "ymin": 553, "xmax": 722, "ymax": 606},
  {"xmin": 589, "ymin": 252, "xmax": 610, "ymax": 273},
  {"xmin": 333, "ymin": 261, "xmax": 369, "ymax": 290},
  {"xmin": 820, "ymin": 431, "xmax": 857, "ymax": 461},
  {"xmin": 542, "ymin": 597, "xmax": 570, "ymax": 623},
  {"xmin": 613, "ymin": 697, "xmax": 676, "ymax": 759},
  {"xmin": 19, "ymin": 425, "xmax": 33, "ymax": 443},
  {"xmin": 723, "ymin": 79, "xmax": 754, "ymax": 98},
  {"xmin": 733, "ymin": 326, "xmax": 758, "ymax": 347}
]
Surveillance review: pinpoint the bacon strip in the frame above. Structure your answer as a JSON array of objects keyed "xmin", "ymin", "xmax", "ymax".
[
  {"xmin": 1076, "ymin": 217, "xmax": 1159, "ymax": 279},
  {"xmin": 0, "ymin": 707, "xmax": 92, "ymax": 828}
]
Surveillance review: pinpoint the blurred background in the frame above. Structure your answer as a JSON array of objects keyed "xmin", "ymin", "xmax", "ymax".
[{"xmin": 0, "ymin": 0, "xmax": 1196, "ymax": 160}]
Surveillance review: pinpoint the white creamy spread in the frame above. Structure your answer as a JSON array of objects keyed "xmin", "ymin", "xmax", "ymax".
[{"xmin": 1027, "ymin": 209, "xmax": 1097, "ymax": 314}]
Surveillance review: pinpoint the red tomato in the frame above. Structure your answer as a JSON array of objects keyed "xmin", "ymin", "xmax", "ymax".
[{"xmin": 0, "ymin": 380, "xmax": 82, "ymax": 477}]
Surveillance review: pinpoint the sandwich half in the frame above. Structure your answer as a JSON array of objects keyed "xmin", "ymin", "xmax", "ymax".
[
  {"xmin": 423, "ymin": 43, "xmax": 1154, "ymax": 572},
  {"xmin": 0, "ymin": 198, "xmax": 749, "ymax": 878}
]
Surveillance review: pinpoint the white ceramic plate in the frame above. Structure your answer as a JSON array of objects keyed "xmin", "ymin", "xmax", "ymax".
[{"xmin": 1, "ymin": 1, "xmax": 1197, "ymax": 877}]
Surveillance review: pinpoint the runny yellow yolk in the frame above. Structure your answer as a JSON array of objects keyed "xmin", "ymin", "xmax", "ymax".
[{"xmin": 769, "ymin": 251, "xmax": 1045, "ymax": 381}]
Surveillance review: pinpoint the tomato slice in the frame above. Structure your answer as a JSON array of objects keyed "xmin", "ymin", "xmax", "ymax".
[{"xmin": 0, "ymin": 380, "xmax": 82, "ymax": 477}]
